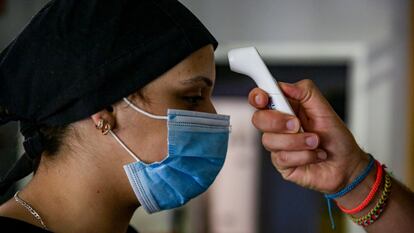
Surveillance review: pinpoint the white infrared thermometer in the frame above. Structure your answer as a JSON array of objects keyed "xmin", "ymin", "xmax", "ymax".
[{"xmin": 228, "ymin": 46, "xmax": 295, "ymax": 115}]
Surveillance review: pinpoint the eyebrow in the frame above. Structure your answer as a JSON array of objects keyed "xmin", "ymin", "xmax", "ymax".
[{"xmin": 179, "ymin": 76, "xmax": 213, "ymax": 87}]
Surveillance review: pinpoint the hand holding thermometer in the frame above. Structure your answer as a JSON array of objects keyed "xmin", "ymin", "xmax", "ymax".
[{"xmin": 228, "ymin": 46, "xmax": 303, "ymax": 131}]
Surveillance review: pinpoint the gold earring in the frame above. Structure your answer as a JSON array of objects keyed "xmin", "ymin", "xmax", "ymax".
[
  {"xmin": 96, "ymin": 119, "xmax": 112, "ymax": 135},
  {"xmin": 95, "ymin": 119, "xmax": 104, "ymax": 130},
  {"xmin": 102, "ymin": 121, "xmax": 112, "ymax": 135}
]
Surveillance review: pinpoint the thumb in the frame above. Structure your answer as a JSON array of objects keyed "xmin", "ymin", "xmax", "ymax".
[{"xmin": 279, "ymin": 80, "xmax": 338, "ymax": 119}]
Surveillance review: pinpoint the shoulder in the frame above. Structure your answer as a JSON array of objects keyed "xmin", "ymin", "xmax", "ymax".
[{"xmin": 0, "ymin": 216, "xmax": 50, "ymax": 233}]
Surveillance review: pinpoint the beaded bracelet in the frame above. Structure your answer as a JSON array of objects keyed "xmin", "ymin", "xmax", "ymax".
[
  {"xmin": 337, "ymin": 161, "xmax": 383, "ymax": 214},
  {"xmin": 350, "ymin": 172, "xmax": 392, "ymax": 227}
]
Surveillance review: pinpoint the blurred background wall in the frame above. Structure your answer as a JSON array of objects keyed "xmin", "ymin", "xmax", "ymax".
[
  {"xmin": 0, "ymin": 0, "xmax": 412, "ymax": 233},
  {"xmin": 180, "ymin": 0, "xmax": 410, "ymax": 184},
  {"xmin": 408, "ymin": 0, "xmax": 414, "ymax": 194}
]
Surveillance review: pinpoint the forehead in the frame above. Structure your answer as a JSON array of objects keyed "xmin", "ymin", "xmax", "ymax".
[
  {"xmin": 159, "ymin": 45, "xmax": 215, "ymax": 84},
  {"xmin": 177, "ymin": 45, "xmax": 214, "ymax": 75},
  {"xmin": 139, "ymin": 45, "xmax": 216, "ymax": 92}
]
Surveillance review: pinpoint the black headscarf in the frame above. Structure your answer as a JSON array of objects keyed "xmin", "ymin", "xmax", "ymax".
[{"xmin": 0, "ymin": 0, "xmax": 218, "ymax": 194}]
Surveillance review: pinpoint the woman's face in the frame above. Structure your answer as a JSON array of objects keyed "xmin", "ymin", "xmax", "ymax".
[{"xmin": 112, "ymin": 44, "xmax": 216, "ymax": 164}]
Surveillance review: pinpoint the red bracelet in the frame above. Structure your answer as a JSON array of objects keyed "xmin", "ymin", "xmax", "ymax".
[{"xmin": 337, "ymin": 160, "xmax": 383, "ymax": 214}]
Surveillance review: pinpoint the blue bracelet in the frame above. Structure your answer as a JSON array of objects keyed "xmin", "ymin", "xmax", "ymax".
[{"xmin": 324, "ymin": 154, "xmax": 375, "ymax": 229}]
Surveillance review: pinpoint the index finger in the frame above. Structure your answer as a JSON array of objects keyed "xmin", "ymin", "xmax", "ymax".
[{"xmin": 248, "ymin": 87, "xmax": 269, "ymax": 109}]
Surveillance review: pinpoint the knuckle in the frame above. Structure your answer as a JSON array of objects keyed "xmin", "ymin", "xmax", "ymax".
[
  {"xmin": 298, "ymin": 79, "xmax": 315, "ymax": 102},
  {"xmin": 270, "ymin": 118, "xmax": 280, "ymax": 130},
  {"xmin": 271, "ymin": 152, "xmax": 295, "ymax": 181},
  {"xmin": 303, "ymin": 150, "xmax": 317, "ymax": 162},
  {"xmin": 280, "ymin": 169, "xmax": 292, "ymax": 180},
  {"xmin": 279, "ymin": 151, "xmax": 288, "ymax": 162},
  {"xmin": 252, "ymin": 110, "xmax": 266, "ymax": 128},
  {"xmin": 269, "ymin": 112, "xmax": 286, "ymax": 131},
  {"xmin": 302, "ymin": 79, "xmax": 315, "ymax": 88},
  {"xmin": 272, "ymin": 151, "xmax": 287, "ymax": 165},
  {"xmin": 262, "ymin": 133, "xmax": 272, "ymax": 149},
  {"xmin": 284, "ymin": 137, "xmax": 297, "ymax": 149},
  {"xmin": 271, "ymin": 151, "xmax": 284, "ymax": 167},
  {"xmin": 252, "ymin": 110, "xmax": 265, "ymax": 129}
]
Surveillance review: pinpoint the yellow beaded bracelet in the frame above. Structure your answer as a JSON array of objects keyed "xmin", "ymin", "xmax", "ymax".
[{"xmin": 350, "ymin": 173, "xmax": 392, "ymax": 227}]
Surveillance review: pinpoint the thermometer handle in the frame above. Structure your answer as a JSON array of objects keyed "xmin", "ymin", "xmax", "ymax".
[
  {"xmin": 268, "ymin": 93, "xmax": 295, "ymax": 115},
  {"xmin": 228, "ymin": 47, "xmax": 303, "ymax": 131},
  {"xmin": 268, "ymin": 93, "xmax": 304, "ymax": 132}
]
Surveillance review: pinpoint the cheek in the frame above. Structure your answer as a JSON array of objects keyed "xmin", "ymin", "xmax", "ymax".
[
  {"xmin": 129, "ymin": 118, "xmax": 168, "ymax": 163},
  {"xmin": 143, "ymin": 122, "xmax": 168, "ymax": 162}
]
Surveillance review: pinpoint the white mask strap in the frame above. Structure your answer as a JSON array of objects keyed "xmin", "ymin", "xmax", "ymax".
[
  {"xmin": 123, "ymin": 98, "xmax": 168, "ymax": 120},
  {"xmin": 108, "ymin": 129, "xmax": 140, "ymax": 162}
]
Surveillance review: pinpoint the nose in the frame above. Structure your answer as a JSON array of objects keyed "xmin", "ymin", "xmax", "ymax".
[{"xmin": 206, "ymin": 100, "xmax": 217, "ymax": 114}]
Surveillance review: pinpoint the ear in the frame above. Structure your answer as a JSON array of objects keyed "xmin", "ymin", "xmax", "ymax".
[{"xmin": 90, "ymin": 107, "xmax": 116, "ymax": 130}]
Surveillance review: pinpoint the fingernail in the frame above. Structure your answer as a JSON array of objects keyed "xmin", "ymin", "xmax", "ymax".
[
  {"xmin": 317, "ymin": 150, "xmax": 327, "ymax": 160},
  {"xmin": 255, "ymin": 94, "xmax": 263, "ymax": 105},
  {"xmin": 286, "ymin": 119, "xmax": 298, "ymax": 131},
  {"xmin": 305, "ymin": 136, "xmax": 318, "ymax": 147}
]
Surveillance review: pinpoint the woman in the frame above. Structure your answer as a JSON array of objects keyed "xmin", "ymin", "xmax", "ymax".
[{"xmin": 0, "ymin": 0, "xmax": 227, "ymax": 232}]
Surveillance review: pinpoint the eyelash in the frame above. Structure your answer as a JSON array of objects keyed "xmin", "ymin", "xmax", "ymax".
[{"xmin": 183, "ymin": 96, "xmax": 204, "ymax": 106}]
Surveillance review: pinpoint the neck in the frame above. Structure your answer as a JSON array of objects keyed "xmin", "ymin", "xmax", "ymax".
[{"xmin": 19, "ymin": 154, "xmax": 139, "ymax": 233}]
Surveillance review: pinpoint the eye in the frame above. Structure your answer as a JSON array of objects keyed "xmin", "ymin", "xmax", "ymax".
[{"xmin": 183, "ymin": 96, "xmax": 204, "ymax": 105}]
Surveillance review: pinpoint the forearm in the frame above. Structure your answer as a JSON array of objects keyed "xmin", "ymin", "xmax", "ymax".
[
  {"xmin": 336, "ymin": 164, "xmax": 414, "ymax": 233},
  {"xmin": 364, "ymin": 178, "xmax": 414, "ymax": 232}
]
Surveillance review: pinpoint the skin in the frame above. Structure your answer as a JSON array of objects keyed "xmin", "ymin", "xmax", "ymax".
[
  {"xmin": 248, "ymin": 81, "xmax": 414, "ymax": 232},
  {"xmin": 0, "ymin": 44, "xmax": 216, "ymax": 233}
]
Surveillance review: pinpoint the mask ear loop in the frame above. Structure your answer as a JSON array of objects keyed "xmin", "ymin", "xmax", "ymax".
[
  {"xmin": 108, "ymin": 130, "xmax": 141, "ymax": 162},
  {"xmin": 96, "ymin": 118, "xmax": 141, "ymax": 162},
  {"xmin": 123, "ymin": 98, "xmax": 167, "ymax": 120},
  {"xmin": 103, "ymin": 98, "xmax": 168, "ymax": 162}
]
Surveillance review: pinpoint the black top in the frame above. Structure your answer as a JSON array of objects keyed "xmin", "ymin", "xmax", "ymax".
[{"xmin": 0, "ymin": 216, "xmax": 139, "ymax": 233}]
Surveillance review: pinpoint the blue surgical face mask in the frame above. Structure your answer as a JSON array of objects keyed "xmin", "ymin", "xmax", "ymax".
[{"xmin": 108, "ymin": 98, "xmax": 230, "ymax": 213}]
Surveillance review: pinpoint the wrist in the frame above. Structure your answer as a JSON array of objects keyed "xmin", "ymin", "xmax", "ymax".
[
  {"xmin": 334, "ymin": 155, "xmax": 377, "ymax": 213},
  {"xmin": 343, "ymin": 151, "xmax": 372, "ymax": 188}
]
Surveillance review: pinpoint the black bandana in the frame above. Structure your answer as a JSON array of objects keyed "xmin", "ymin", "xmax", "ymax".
[{"xmin": 0, "ymin": 0, "xmax": 218, "ymax": 194}]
